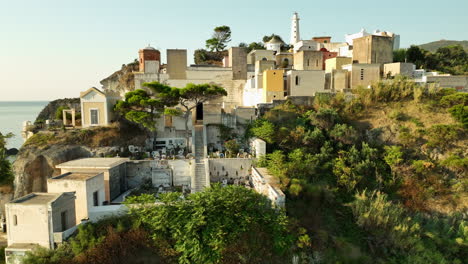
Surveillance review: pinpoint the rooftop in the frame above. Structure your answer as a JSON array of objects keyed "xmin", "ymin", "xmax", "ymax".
[
  {"xmin": 10, "ymin": 193, "xmax": 63, "ymax": 205},
  {"xmin": 50, "ymin": 172, "xmax": 102, "ymax": 181},
  {"xmin": 6, "ymin": 243, "xmax": 39, "ymax": 251},
  {"xmin": 56, "ymin": 158, "xmax": 129, "ymax": 169}
]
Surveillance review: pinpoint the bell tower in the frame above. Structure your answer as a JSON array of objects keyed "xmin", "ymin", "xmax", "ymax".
[
  {"xmin": 138, "ymin": 45, "xmax": 161, "ymax": 73},
  {"xmin": 290, "ymin": 12, "xmax": 300, "ymax": 45}
]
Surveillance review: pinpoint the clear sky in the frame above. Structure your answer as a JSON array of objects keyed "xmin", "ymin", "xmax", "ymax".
[{"xmin": 0, "ymin": 0, "xmax": 467, "ymax": 101}]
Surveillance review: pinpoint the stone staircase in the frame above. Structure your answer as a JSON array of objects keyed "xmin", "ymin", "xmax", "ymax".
[{"xmin": 192, "ymin": 125, "xmax": 207, "ymax": 192}]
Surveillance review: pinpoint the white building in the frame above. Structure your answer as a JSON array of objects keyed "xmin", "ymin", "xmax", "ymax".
[
  {"xmin": 345, "ymin": 28, "xmax": 400, "ymax": 50},
  {"xmin": 265, "ymin": 36, "xmax": 283, "ymax": 54},
  {"xmin": 290, "ymin": 12, "xmax": 300, "ymax": 45}
]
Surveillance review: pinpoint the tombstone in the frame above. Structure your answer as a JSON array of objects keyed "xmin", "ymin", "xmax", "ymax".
[
  {"xmin": 128, "ymin": 145, "xmax": 136, "ymax": 153},
  {"xmin": 222, "ymin": 179, "xmax": 228, "ymax": 187}
]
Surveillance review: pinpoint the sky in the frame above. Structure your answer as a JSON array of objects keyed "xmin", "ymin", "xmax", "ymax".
[{"xmin": 0, "ymin": 0, "xmax": 467, "ymax": 101}]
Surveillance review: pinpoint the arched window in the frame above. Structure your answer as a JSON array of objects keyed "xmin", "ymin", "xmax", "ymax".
[{"xmin": 262, "ymin": 57, "xmax": 267, "ymax": 61}]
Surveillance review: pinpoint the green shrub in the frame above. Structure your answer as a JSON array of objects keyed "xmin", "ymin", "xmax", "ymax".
[
  {"xmin": 448, "ymin": 104, "xmax": 468, "ymax": 128},
  {"xmin": 55, "ymin": 106, "xmax": 70, "ymax": 120},
  {"xmin": 440, "ymin": 92, "xmax": 468, "ymax": 107}
]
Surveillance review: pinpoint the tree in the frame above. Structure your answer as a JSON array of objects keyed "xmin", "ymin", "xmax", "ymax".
[
  {"xmin": 0, "ymin": 132, "xmax": 14, "ymax": 185},
  {"xmin": 205, "ymin": 25, "xmax": 231, "ymax": 52},
  {"xmin": 144, "ymin": 82, "xmax": 227, "ymax": 150},
  {"xmin": 393, "ymin": 49, "xmax": 407, "ymax": 62},
  {"xmin": 263, "ymin": 34, "xmax": 284, "ymax": 43},
  {"xmin": 406, "ymin": 45, "xmax": 426, "ymax": 68},
  {"xmin": 114, "ymin": 89, "xmax": 177, "ymax": 132},
  {"xmin": 125, "ymin": 185, "xmax": 293, "ymax": 264}
]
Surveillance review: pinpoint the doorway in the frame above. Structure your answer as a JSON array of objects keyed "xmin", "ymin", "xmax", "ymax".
[{"xmin": 196, "ymin": 103, "xmax": 203, "ymax": 122}]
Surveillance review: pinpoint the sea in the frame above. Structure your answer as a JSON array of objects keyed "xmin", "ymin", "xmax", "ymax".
[{"xmin": 0, "ymin": 101, "xmax": 49, "ymax": 150}]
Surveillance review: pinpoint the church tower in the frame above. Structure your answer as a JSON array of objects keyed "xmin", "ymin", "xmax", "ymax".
[{"xmin": 290, "ymin": 12, "xmax": 300, "ymax": 45}]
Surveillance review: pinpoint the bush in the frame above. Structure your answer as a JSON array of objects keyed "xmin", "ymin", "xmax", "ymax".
[
  {"xmin": 448, "ymin": 104, "xmax": 468, "ymax": 128},
  {"xmin": 426, "ymin": 124, "xmax": 462, "ymax": 149},
  {"xmin": 55, "ymin": 106, "xmax": 70, "ymax": 120},
  {"xmin": 440, "ymin": 92, "xmax": 468, "ymax": 107}
]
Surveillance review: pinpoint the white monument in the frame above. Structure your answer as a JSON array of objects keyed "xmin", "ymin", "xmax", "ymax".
[{"xmin": 290, "ymin": 12, "xmax": 300, "ymax": 45}]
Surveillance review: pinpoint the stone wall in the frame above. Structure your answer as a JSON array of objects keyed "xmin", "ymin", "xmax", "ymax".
[
  {"xmin": 126, "ymin": 160, "xmax": 192, "ymax": 188},
  {"xmin": 207, "ymin": 158, "xmax": 253, "ymax": 182}
]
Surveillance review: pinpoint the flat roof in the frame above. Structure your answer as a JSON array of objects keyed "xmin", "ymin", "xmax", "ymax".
[
  {"xmin": 6, "ymin": 243, "xmax": 38, "ymax": 251},
  {"xmin": 10, "ymin": 193, "xmax": 62, "ymax": 205},
  {"xmin": 56, "ymin": 158, "xmax": 129, "ymax": 169},
  {"xmin": 50, "ymin": 172, "xmax": 102, "ymax": 181}
]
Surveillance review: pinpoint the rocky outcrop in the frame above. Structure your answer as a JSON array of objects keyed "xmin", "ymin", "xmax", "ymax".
[
  {"xmin": 35, "ymin": 98, "xmax": 81, "ymax": 123},
  {"xmin": 12, "ymin": 145, "xmax": 92, "ymax": 198},
  {"xmin": 100, "ymin": 60, "xmax": 139, "ymax": 94},
  {"xmin": 12, "ymin": 144, "xmax": 124, "ymax": 198}
]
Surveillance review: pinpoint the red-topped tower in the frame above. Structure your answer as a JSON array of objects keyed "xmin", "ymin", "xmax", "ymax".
[{"xmin": 138, "ymin": 45, "xmax": 161, "ymax": 73}]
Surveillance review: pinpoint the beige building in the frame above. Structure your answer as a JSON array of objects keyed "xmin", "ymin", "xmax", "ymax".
[
  {"xmin": 325, "ymin": 57, "xmax": 352, "ymax": 73},
  {"xmin": 286, "ymin": 70, "xmax": 326, "ymax": 96},
  {"xmin": 56, "ymin": 158, "xmax": 128, "ymax": 202},
  {"xmin": 247, "ymin": 50, "xmax": 276, "ymax": 65},
  {"xmin": 294, "ymin": 51, "xmax": 323, "ymax": 70},
  {"xmin": 330, "ymin": 70, "xmax": 350, "ymax": 91},
  {"xmin": 342, "ymin": 63, "xmax": 381, "ymax": 88},
  {"xmin": 353, "ymin": 35, "xmax": 393, "ymax": 64},
  {"xmin": 5, "ymin": 192, "xmax": 76, "ymax": 262},
  {"xmin": 47, "ymin": 172, "xmax": 105, "ymax": 223},
  {"xmin": 80, "ymin": 87, "xmax": 120, "ymax": 128},
  {"xmin": 384, "ymin": 62, "xmax": 416, "ymax": 78},
  {"xmin": 275, "ymin": 52, "xmax": 294, "ymax": 69}
]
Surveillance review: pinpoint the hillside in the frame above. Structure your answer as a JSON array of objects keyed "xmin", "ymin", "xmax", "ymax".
[{"xmin": 418, "ymin": 40, "xmax": 468, "ymax": 52}]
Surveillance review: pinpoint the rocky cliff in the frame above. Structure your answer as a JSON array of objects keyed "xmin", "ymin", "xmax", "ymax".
[
  {"xmin": 100, "ymin": 60, "xmax": 139, "ymax": 94},
  {"xmin": 13, "ymin": 145, "xmax": 92, "ymax": 197},
  {"xmin": 35, "ymin": 98, "xmax": 81, "ymax": 123}
]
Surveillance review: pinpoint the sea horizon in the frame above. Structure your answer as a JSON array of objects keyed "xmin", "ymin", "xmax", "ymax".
[{"xmin": 0, "ymin": 101, "xmax": 49, "ymax": 150}]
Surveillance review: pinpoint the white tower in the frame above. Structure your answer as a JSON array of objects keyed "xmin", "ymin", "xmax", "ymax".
[{"xmin": 290, "ymin": 12, "xmax": 300, "ymax": 45}]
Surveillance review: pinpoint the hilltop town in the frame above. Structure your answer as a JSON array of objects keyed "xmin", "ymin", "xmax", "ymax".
[{"xmin": 0, "ymin": 12, "xmax": 467, "ymax": 264}]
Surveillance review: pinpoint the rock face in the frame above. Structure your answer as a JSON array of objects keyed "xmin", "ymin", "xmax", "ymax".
[
  {"xmin": 100, "ymin": 60, "xmax": 139, "ymax": 94},
  {"xmin": 35, "ymin": 98, "xmax": 81, "ymax": 123},
  {"xmin": 12, "ymin": 145, "xmax": 92, "ymax": 198}
]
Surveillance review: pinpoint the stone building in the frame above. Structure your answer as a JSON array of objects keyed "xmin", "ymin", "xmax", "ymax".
[
  {"xmin": 342, "ymin": 63, "xmax": 381, "ymax": 88},
  {"xmin": 56, "ymin": 158, "xmax": 128, "ymax": 202},
  {"xmin": 325, "ymin": 57, "xmax": 353, "ymax": 73},
  {"xmin": 47, "ymin": 172, "xmax": 105, "ymax": 223},
  {"xmin": 286, "ymin": 70, "xmax": 326, "ymax": 96},
  {"xmin": 352, "ymin": 35, "xmax": 393, "ymax": 64},
  {"xmin": 294, "ymin": 51, "xmax": 323, "ymax": 70},
  {"xmin": 5, "ymin": 192, "xmax": 76, "ymax": 262},
  {"xmin": 383, "ymin": 62, "xmax": 416, "ymax": 78}
]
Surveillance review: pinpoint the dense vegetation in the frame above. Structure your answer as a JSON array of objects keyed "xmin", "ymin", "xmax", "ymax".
[
  {"xmin": 23, "ymin": 185, "xmax": 292, "ymax": 264},
  {"xmin": 249, "ymin": 79, "xmax": 467, "ymax": 262},
  {"xmin": 394, "ymin": 45, "xmax": 468, "ymax": 75}
]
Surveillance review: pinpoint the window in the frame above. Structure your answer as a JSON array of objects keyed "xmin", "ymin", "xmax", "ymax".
[
  {"xmin": 262, "ymin": 57, "xmax": 267, "ymax": 61},
  {"xmin": 307, "ymin": 59, "xmax": 310, "ymax": 66},
  {"xmin": 324, "ymin": 40, "xmax": 328, "ymax": 43},
  {"xmin": 90, "ymin": 109, "xmax": 99, "ymax": 125},
  {"xmin": 93, "ymin": 191, "xmax": 99, "ymax": 206},
  {"xmin": 13, "ymin": 215, "xmax": 17, "ymax": 226},
  {"xmin": 360, "ymin": 69, "xmax": 365, "ymax": 80},
  {"xmin": 61, "ymin": 211, "xmax": 68, "ymax": 231},
  {"xmin": 316, "ymin": 60, "xmax": 318, "ymax": 67},
  {"xmin": 295, "ymin": 76, "xmax": 299, "ymax": 85}
]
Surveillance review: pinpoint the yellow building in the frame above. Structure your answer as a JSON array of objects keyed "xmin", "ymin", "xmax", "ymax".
[
  {"xmin": 325, "ymin": 57, "xmax": 352, "ymax": 73},
  {"xmin": 262, "ymin": 69, "xmax": 285, "ymax": 103},
  {"xmin": 80, "ymin": 87, "xmax": 120, "ymax": 128}
]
